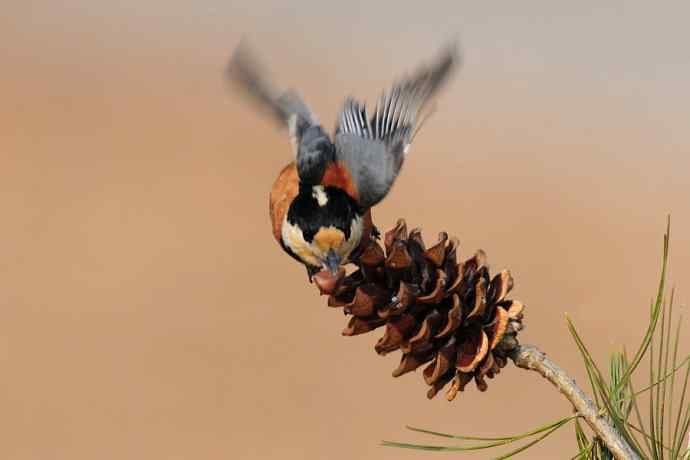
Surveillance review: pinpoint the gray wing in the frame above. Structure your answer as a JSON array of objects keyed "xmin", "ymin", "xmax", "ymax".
[
  {"xmin": 226, "ymin": 42, "xmax": 323, "ymax": 157},
  {"xmin": 334, "ymin": 43, "xmax": 460, "ymax": 209}
]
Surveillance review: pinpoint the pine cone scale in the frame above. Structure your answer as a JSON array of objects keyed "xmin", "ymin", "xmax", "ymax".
[{"xmin": 322, "ymin": 219, "xmax": 525, "ymax": 400}]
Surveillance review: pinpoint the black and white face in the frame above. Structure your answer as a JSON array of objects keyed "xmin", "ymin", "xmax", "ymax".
[{"xmin": 281, "ymin": 185, "xmax": 363, "ymax": 273}]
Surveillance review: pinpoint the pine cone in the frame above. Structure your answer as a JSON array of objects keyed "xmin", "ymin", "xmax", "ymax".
[{"xmin": 315, "ymin": 219, "xmax": 526, "ymax": 401}]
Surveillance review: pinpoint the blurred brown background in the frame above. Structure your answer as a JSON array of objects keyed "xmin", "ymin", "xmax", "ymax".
[{"xmin": 2, "ymin": 1, "xmax": 689, "ymax": 459}]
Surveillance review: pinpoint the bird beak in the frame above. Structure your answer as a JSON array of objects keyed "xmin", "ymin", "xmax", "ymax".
[{"xmin": 323, "ymin": 249, "xmax": 341, "ymax": 276}]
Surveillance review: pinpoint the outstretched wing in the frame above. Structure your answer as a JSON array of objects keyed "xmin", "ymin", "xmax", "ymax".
[
  {"xmin": 226, "ymin": 42, "xmax": 333, "ymax": 184},
  {"xmin": 334, "ymin": 43, "xmax": 460, "ymax": 209}
]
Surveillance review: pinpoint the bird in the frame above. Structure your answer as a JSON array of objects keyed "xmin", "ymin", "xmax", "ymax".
[{"xmin": 226, "ymin": 41, "xmax": 460, "ymax": 282}]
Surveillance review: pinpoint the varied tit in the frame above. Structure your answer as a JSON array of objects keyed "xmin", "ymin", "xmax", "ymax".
[{"xmin": 226, "ymin": 42, "xmax": 459, "ymax": 280}]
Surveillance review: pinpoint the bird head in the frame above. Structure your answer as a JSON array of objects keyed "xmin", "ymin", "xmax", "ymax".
[{"xmin": 281, "ymin": 185, "xmax": 363, "ymax": 275}]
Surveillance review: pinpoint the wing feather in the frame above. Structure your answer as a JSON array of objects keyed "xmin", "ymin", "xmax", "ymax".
[
  {"xmin": 226, "ymin": 42, "xmax": 333, "ymax": 184},
  {"xmin": 334, "ymin": 43, "xmax": 460, "ymax": 209},
  {"xmin": 226, "ymin": 44, "xmax": 321, "ymax": 150}
]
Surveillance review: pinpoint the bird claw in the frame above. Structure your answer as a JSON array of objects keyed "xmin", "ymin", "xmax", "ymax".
[
  {"xmin": 306, "ymin": 265, "xmax": 320, "ymax": 282},
  {"xmin": 371, "ymin": 225, "xmax": 381, "ymax": 240}
]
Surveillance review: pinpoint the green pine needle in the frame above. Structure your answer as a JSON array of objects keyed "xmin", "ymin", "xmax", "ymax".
[
  {"xmin": 612, "ymin": 219, "xmax": 670, "ymax": 396},
  {"xmin": 384, "ymin": 218, "xmax": 688, "ymax": 459},
  {"xmin": 381, "ymin": 415, "xmax": 578, "ymax": 452}
]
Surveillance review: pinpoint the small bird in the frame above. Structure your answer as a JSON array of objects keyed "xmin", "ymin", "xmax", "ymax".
[{"xmin": 226, "ymin": 41, "xmax": 459, "ymax": 281}]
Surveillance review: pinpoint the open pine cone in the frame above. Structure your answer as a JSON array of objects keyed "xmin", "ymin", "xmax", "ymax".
[{"xmin": 314, "ymin": 219, "xmax": 525, "ymax": 401}]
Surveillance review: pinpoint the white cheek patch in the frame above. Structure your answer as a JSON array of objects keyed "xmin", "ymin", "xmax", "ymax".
[
  {"xmin": 341, "ymin": 215, "xmax": 363, "ymax": 262},
  {"xmin": 281, "ymin": 218, "xmax": 321, "ymax": 267},
  {"xmin": 311, "ymin": 186, "xmax": 328, "ymax": 206}
]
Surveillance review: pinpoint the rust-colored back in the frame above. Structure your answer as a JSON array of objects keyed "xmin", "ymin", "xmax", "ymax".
[{"xmin": 321, "ymin": 161, "xmax": 359, "ymax": 201}]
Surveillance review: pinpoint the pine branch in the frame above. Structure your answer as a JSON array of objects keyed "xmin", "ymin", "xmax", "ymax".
[{"xmin": 510, "ymin": 344, "xmax": 641, "ymax": 460}]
